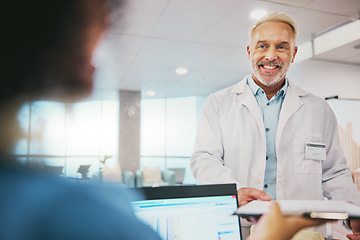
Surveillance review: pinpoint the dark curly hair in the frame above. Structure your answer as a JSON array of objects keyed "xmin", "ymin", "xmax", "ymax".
[
  {"xmin": 2, "ymin": 0, "xmax": 123, "ymax": 104},
  {"xmin": 0, "ymin": 0, "xmax": 123, "ymax": 154}
]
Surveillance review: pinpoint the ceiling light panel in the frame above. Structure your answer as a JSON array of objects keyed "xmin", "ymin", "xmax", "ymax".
[
  {"xmin": 259, "ymin": 0, "xmax": 313, "ymax": 8},
  {"xmin": 313, "ymin": 20, "xmax": 360, "ymax": 55}
]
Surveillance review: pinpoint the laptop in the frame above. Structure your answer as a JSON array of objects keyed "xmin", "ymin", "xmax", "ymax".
[{"xmin": 131, "ymin": 183, "xmax": 242, "ymax": 240}]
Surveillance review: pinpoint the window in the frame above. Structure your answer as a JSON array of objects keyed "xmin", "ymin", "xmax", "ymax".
[
  {"xmin": 141, "ymin": 99, "xmax": 165, "ymax": 156},
  {"xmin": 30, "ymin": 101, "xmax": 66, "ymax": 156},
  {"xmin": 140, "ymin": 96, "xmax": 205, "ymax": 184},
  {"xmin": 14, "ymin": 100, "xmax": 119, "ymax": 178}
]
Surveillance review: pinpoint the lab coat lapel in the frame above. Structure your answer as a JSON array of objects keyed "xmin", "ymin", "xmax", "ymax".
[
  {"xmin": 234, "ymin": 77, "xmax": 266, "ymax": 140},
  {"xmin": 277, "ymin": 80, "xmax": 305, "ymax": 142}
]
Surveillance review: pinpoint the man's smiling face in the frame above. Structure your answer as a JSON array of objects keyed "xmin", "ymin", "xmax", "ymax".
[{"xmin": 247, "ymin": 21, "xmax": 297, "ymax": 87}]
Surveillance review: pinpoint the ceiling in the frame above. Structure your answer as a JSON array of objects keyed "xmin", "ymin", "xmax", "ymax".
[{"xmin": 92, "ymin": 0, "xmax": 360, "ymax": 99}]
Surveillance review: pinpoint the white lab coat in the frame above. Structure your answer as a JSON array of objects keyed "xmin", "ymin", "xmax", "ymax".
[{"xmin": 191, "ymin": 75, "xmax": 360, "ymax": 205}]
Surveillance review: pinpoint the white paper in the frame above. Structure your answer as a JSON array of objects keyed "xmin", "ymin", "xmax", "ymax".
[{"xmin": 234, "ymin": 200, "xmax": 360, "ymax": 219}]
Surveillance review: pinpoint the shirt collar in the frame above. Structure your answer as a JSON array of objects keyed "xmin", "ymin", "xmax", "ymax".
[{"xmin": 247, "ymin": 75, "xmax": 288, "ymax": 99}]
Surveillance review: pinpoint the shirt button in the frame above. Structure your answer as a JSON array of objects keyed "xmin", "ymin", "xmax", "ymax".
[
  {"xmin": 266, "ymin": 102, "xmax": 270, "ymax": 106},
  {"xmin": 264, "ymin": 184, "xmax": 268, "ymax": 188},
  {"xmin": 266, "ymin": 156, "xmax": 269, "ymax": 160},
  {"xmin": 266, "ymin": 128, "xmax": 270, "ymax": 132}
]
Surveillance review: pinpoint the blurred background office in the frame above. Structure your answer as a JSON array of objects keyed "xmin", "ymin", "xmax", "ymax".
[{"xmin": 13, "ymin": 0, "xmax": 360, "ymax": 187}]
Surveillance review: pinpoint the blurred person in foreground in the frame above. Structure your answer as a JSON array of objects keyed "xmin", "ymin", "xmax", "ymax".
[
  {"xmin": 0, "ymin": 1, "xmax": 344, "ymax": 240},
  {"xmin": 0, "ymin": 1, "xmax": 162, "ymax": 239}
]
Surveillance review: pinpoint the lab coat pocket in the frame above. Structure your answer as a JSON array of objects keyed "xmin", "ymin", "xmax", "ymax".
[{"xmin": 293, "ymin": 132, "xmax": 322, "ymax": 175}]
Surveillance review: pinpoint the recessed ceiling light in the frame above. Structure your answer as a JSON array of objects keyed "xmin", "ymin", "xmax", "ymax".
[
  {"xmin": 176, "ymin": 67, "xmax": 188, "ymax": 75},
  {"xmin": 250, "ymin": 10, "xmax": 267, "ymax": 20},
  {"xmin": 146, "ymin": 90, "xmax": 156, "ymax": 96}
]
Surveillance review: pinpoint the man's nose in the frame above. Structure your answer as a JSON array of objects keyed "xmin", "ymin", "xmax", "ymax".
[{"xmin": 265, "ymin": 47, "xmax": 277, "ymax": 61}]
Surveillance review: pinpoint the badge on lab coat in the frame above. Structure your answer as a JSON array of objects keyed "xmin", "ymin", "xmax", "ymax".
[{"xmin": 305, "ymin": 142, "xmax": 326, "ymax": 161}]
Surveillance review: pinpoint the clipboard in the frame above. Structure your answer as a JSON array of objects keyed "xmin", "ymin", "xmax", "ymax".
[{"xmin": 233, "ymin": 200, "xmax": 360, "ymax": 219}]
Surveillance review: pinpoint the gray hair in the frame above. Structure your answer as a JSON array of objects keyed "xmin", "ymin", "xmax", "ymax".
[{"xmin": 249, "ymin": 11, "xmax": 297, "ymax": 40}]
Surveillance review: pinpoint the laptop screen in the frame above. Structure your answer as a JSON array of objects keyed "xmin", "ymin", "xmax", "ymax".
[{"xmin": 131, "ymin": 184, "xmax": 242, "ymax": 240}]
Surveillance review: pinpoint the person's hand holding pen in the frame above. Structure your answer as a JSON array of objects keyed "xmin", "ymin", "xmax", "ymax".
[{"xmin": 247, "ymin": 202, "xmax": 330, "ymax": 240}]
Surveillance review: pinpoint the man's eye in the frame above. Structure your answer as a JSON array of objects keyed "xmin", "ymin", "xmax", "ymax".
[{"xmin": 258, "ymin": 45, "xmax": 266, "ymax": 49}]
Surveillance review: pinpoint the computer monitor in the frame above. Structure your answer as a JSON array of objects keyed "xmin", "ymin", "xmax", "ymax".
[{"xmin": 132, "ymin": 183, "xmax": 242, "ymax": 240}]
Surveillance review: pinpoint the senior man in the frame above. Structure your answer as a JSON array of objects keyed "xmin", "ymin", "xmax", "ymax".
[{"xmin": 190, "ymin": 11, "xmax": 360, "ymax": 239}]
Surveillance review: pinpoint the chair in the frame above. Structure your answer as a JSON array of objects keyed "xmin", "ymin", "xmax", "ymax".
[
  {"xmin": 44, "ymin": 165, "xmax": 64, "ymax": 176},
  {"xmin": 77, "ymin": 164, "xmax": 91, "ymax": 179},
  {"xmin": 91, "ymin": 167, "xmax": 135, "ymax": 187},
  {"xmin": 168, "ymin": 167, "xmax": 185, "ymax": 184},
  {"xmin": 121, "ymin": 170, "xmax": 135, "ymax": 187},
  {"xmin": 135, "ymin": 167, "xmax": 176, "ymax": 187}
]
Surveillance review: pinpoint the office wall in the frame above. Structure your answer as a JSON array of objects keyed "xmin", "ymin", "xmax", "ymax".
[{"xmin": 289, "ymin": 59, "xmax": 360, "ymax": 99}]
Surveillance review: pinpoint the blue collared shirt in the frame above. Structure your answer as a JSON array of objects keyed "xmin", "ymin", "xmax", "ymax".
[{"xmin": 247, "ymin": 76, "xmax": 288, "ymax": 199}]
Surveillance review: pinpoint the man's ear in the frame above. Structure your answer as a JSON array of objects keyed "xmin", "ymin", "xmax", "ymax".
[
  {"xmin": 291, "ymin": 46, "xmax": 298, "ymax": 63},
  {"xmin": 247, "ymin": 45, "xmax": 251, "ymax": 60}
]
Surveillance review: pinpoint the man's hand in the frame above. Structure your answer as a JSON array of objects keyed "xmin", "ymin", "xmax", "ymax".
[
  {"xmin": 237, "ymin": 187, "xmax": 272, "ymax": 207},
  {"xmin": 347, "ymin": 219, "xmax": 360, "ymax": 240}
]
